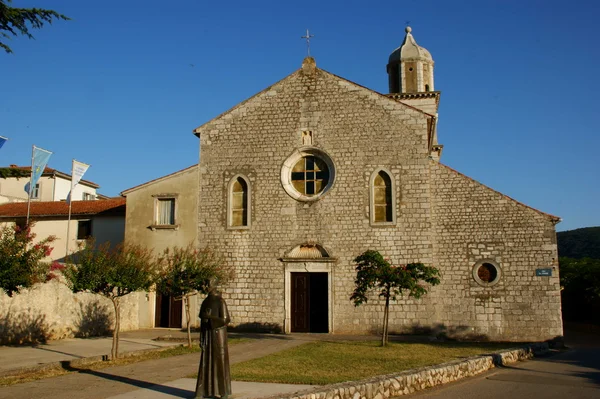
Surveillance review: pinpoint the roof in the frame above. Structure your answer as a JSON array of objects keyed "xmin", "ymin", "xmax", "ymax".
[
  {"xmin": 193, "ymin": 59, "xmax": 435, "ymax": 136},
  {"xmin": 434, "ymin": 161, "xmax": 561, "ymax": 224},
  {"xmin": 0, "ymin": 198, "xmax": 126, "ymax": 218},
  {"xmin": 2, "ymin": 165, "xmax": 99, "ymax": 188},
  {"xmin": 388, "ymin": 26, "xmax": 433, "ymax": 63},
  {"xmin": 121, "ymin": 165, "xmax": 197, "ymax": 196}
]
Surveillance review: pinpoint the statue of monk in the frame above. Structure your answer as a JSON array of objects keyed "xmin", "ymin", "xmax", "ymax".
[{"xmin": 194, "ymin": 285, "xmax": 231, "ymax": 399}]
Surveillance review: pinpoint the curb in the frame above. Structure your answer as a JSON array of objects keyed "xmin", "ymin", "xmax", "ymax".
[
  {"xmin": 262, "ymin": 342, "xmax": 550, "ymax": 399},
  {"xmin": 0, "ymin": 344, "xmax": 185, "ymax": 379}
]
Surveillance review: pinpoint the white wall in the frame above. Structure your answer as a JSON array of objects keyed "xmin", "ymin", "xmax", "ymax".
[
  {"xmin": 0, "ymin": 279, "xmax": 143, "ymax": 344},
  {"xmin": 0, "ymin": 215, "xmax": 124, "ymax": 263}
]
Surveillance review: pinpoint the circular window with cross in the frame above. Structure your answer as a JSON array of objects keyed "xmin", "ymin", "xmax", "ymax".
[{"xmin": 281, "ymin": 147, "xmax": 335, "ymax": 202}]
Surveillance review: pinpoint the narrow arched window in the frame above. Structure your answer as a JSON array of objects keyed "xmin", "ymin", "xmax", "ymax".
[
  {"xmin": 228, "ymin": 175, "xmax": 250, "ymax": 228},
  {"xmin": 370, "ymin": 170, "xmax": 395, "ymax": 225}
]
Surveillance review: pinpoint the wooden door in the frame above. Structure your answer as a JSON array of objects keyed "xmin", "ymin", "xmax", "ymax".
[
  {"xmin": 291, "ymin": 273, "xmax": 310, "ymax": 332},
  {"xmin": 169, "ymin": 296, "xmax": 182, "ymax": 328},
  {"xmin": 155, "ymin": 294, "xmax": 182, "ymax": 328}
]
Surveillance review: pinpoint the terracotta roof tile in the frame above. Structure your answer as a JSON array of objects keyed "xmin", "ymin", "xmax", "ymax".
[{"xmin": 0, "ymin": 198, "xmax": 125, "ymax": 218}]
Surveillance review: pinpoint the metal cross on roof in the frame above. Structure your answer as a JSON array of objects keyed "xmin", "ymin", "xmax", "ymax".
[{"xmin": 301, "ymin": 29, "xmax": 315, "ymax": 56}]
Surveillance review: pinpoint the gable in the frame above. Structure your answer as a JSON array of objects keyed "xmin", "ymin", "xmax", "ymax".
[{"xmin": 193, "ymin": 62, "xmax": 434, "ymax": 155}]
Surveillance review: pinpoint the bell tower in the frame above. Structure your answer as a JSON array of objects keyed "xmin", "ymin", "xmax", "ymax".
[
  {"xmin": 387, "ymin": 26, "xmax": 435, "ymax": 94},
  {"xmin": 387, "ymin": 27, "xmax": 442, "ymax": 160}
]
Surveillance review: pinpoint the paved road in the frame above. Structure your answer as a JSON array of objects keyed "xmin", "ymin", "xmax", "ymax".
[{"xmin": 403, "ymin": 329, "xmax": 600, "ymax": 399}]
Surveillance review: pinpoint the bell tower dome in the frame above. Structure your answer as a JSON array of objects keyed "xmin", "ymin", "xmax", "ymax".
[
  {"xmin": 387, "ymin": 26, "xmax": 435, "ymax": 94},
  {"xmin": 386, "ymin": 27, "xmax": 442, "ymax": 160}
]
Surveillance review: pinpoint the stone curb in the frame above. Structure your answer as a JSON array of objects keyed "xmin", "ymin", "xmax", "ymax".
[
  {"xmin": 0, "ymin": 344, "xmax": 185, "ymax": 379},
  {"xmin": 262, "ymin": 342, "xmax": 550, "ymax": 399}
]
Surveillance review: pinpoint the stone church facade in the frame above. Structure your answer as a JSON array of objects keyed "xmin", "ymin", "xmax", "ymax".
[{"xmin": 193, "ymin": 28, "xmax": 562, "ymax": 342}]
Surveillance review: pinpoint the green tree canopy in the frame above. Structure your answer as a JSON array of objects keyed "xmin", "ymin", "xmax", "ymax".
[
  {"xmin": 559, "ymin": 256, "xmax": 600, "ymax": 324},
  {"xmin": 0, "ymin": 223, "xmax": 57, "ymax": 296},
  {"xmin": 351, "ymin": 250, "xmax": 440, "ymax": 346},
  {"xmin": 1, "ymin": 0, "xmax": 69, "ymax": 53},
  {"xmin": 63, "ymin": 241, "xmax": 157, "ymax": 359},
  {"xmin": 558, "ymin": 227, "xmax": 600, "ymax": 259},
  {"xmin": 156, "ymin": 245, "xmax": 232, "ymax": 347}
]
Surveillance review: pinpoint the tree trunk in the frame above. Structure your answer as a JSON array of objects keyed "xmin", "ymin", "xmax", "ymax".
[
  {"xmin": 111, "ymin": 297, "xmax": 121, "ymax": 359},
  {"xmin": 185, "ymin": 294, "xmax": 192, "ymax": 348},
  {"xmin": 382, "ymin": 294, "xmax": 390, "ymax": 347}
]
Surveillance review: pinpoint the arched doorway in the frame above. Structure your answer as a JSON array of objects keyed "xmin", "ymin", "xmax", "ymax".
[{"xmin": 282, "ymin": 243, "xmax": 336, "ymax": 333}]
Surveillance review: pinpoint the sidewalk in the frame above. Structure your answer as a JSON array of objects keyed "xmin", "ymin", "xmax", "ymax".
[
  {"xmin": 0, "ymin": 330, "xmax": 181, "ymax": 375},
  {"xmin": 0, "ymin": 329, "xmax": 329, "ymax": 399}
]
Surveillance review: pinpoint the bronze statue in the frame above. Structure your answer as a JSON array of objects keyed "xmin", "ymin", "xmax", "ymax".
[{"xmin": 194, "ymin": 285, "xmax": 232, "ymax": 399}]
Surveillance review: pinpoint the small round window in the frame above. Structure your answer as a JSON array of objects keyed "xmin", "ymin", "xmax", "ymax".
[
  {"xmin": 281, "ymin": 147, "xmax": 335, "ymax": 202},
  {"xmin": 472, "ymin": 260, "xmax": 501, "ymax": 287}
]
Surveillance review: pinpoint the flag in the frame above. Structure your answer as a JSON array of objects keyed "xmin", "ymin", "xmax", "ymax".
[
  {"xmin": 0, "ymin": 136, "xmax": 7, "ymax": 150},
  {"xmin": 67, "ymin": 159, "xmax": 90, "ymax": 204},
  {"xmin": 25, "ymin": 146, "xmax": 52, "ymax": 196}
]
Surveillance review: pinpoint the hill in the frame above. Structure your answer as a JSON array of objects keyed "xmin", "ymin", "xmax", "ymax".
[{"xmin": 558, "ymin": 226, "xmax": 600, "ymax": 259}]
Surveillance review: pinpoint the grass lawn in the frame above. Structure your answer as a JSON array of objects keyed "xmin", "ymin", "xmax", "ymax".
[
  {"xmin": 231, "ymin": 340, "xmax": 517, "ymax": 385},
  {"xmin": 0, "ymin": 337, "xmax": 249, "ymax": 387}
]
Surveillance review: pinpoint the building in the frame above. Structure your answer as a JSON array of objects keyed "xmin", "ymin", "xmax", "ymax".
[
  {"xmin": 191, "ymin": 27, "xmax": 563, "ymax": 341},
  {"xmin": 0, "ymin": 165, "xmax": 101, "ymax": 204},
  {"xmin": 121, "ymin": 165, "xmax": 199, "ymax": 328},
  {"xmin": 0, "ymin": 198, "xmax": 126, "ymax": 262}
]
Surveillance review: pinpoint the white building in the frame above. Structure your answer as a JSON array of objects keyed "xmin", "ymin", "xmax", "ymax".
[{"xmin": 0, "ymin": 165, "xmax": 101, "ymax": 204}]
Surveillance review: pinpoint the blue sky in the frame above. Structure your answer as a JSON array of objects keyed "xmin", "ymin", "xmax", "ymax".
[{"xmin": 1, "ymin": 0, "xmax": 598, "ymax": 232}]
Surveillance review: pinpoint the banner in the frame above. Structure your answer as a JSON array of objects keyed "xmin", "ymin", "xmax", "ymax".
[
  {"xmin": 25, "ymin": 146, "xmax": 52, "ymax": 196},
  {"xmin": 0, "ymin": 136, "xmax": 7, "ymax": 150},
  {"xmin": 67, "ymin": 159, "xmax": 90, "ymax": 204}
]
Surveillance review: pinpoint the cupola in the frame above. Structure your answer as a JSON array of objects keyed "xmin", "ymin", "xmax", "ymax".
[{"xmin": 387, "ymin": 27, "xmax": 435, "ymax": 94}]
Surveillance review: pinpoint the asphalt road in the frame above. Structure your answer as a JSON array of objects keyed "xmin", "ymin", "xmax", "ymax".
[{"xmin": 403, "ymin": 329, "xmax": 600, "ymax": 399}]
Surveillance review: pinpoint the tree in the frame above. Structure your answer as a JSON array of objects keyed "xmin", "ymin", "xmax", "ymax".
[
  {"xmin": 156, "ymin": 245, "xmax": 232, "ymax": 348},
  {"xmin": 1, "ymin": 0, "xmax": 69, "ymax": 54},
  {"xmin": 350, "ymin": 250, "xmax": 440, "ymax": 346},
  {"xmin": 559, "ymin": 256, "xmax": 600, "ymax": 324},
  {"xmin": 0, "ymin": 167, "xmax": 29, "ymax": 178},
  {"xmin": 63, "ymin": 241, "xmax": 157, "ymax": 359},
  {"xmin": 0, "ymin": 223, "xmax": 57, "ymax": 296}
]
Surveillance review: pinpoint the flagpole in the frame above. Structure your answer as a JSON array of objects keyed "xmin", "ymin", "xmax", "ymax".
[
  {"xmin": 26, "ymin": 146, "xmax": 35, "ymax": 225},
  {"xmin": 65, "ymin": 159, "xmax": 74, "ymax": 259},
  {"xmin": 65, "ymin": 159, "xmax": 90, "ymax": 260}
]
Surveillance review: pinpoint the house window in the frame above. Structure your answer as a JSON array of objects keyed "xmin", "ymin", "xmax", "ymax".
[
  {"xmin": 77, "ymin": 220, "xmax": 92, "ymax": 239},
  {"xmin": 281, "ymin": 147, "xmax": 336, "ymax": 202},
  {"xmin": 156, "ymin": 198, "xmax": 176, "ymax": 226},
  {"xmin": 370, "ymin": 169, "xmax": 395, "ymax": 225},
  {"xmin": 31, "ymin": 183, "xmax": 40, "ymax": 199},
  {"xmin": 228, "ymin": 175, "xmax": 250, "ymax": 228},
  {"xmin": 82, "ymin": 192, "xmax": 95, "ymax": 201}
]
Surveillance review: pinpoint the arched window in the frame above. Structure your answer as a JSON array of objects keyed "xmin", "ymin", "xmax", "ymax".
[
  {"xmin": 370, "ymin": 169, "xmax": 395, "ymax": 225},
  {"xmin": 228, "ymin": 175, "xmax": 250, "ymax": 228}
]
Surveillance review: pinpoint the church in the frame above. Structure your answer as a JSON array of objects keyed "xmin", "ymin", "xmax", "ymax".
[{"xmin": 192, "ymin": 27, "xmax": 563, "ymax": 342}]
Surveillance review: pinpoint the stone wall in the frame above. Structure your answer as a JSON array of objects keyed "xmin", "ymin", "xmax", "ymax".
[
  {"xmin": 0, "ymin": 279, "xmax": 143, "ymax": 344},
  {"xmin": 196, "ymin": 64, "xmax": 435, "ymax": 334},
  {"xmin": 429, "ymin": 162, "xmax": 563, "ymax": 341}
]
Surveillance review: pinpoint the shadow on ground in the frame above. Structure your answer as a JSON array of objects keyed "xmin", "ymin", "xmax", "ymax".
[{"xmin": 59, "ymin": 362, "xmax": 195, "ymax": 397}]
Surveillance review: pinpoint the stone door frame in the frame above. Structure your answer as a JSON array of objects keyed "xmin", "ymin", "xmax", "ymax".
[{"xmin": 283, "ymin": 261, "xmax": 334, "ymax": 334}]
